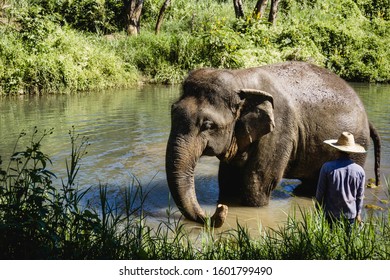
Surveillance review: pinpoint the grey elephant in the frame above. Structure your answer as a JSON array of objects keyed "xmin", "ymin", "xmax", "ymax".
[{"xmin": 165, "ymin": 61, "xmax": 381, "ymax": 227}]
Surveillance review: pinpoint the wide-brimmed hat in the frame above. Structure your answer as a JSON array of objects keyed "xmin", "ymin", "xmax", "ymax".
[{"xmin": 324, "ymin": 132, "xmax": 366, "ymax": 154}]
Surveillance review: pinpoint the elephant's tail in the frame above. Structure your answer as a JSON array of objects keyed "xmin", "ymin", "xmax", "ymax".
[{"xmin": 369, "ymin": 121, "xmax": 381, "ymax": 186}]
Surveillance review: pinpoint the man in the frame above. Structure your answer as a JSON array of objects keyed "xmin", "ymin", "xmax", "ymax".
[{"xmin": 316, "ymin": 132, "xmax": 366, "ymax": 227}]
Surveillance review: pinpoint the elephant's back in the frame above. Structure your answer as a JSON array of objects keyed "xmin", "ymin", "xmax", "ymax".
[
  {"xmin": 262, "ymin": 62, "xmax": 370, "ymax": 172},
  {"xmin": 262, "ymin": 61, "xmax": 368, "ymax": 124},
  {"xmin": 261, "ymin": 61, "xmax": 360, "ymax": 106}
]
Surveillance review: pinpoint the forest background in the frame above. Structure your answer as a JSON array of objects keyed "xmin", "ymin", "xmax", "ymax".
[{"xmin": 0, "ymin": 0, "xmax": 389, "ymax": 96}]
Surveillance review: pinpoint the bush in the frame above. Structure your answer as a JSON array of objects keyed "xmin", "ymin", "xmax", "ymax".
[
  {"xmin": 278, "ymin": 0, "xmax": 390, "ymax": 81},
  {"xmin": 22, "ymin": 0, "xmax": 124, "ymax": 34},
  {"xmin": 0, "ymin": 24, "xmax": 139, "ymax": 94},
  {"xmin": 115, "ymin": 31, "xmax": 203, "ymax": 84},
  {"xmin": 354, "ymin": 0, "xmax": 390, "ymax": 20}
]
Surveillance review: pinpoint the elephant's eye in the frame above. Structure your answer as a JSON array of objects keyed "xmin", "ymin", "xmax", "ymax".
[{"xmin": 201, "ymin": 120, "xmax": 216, "ymax": 131}]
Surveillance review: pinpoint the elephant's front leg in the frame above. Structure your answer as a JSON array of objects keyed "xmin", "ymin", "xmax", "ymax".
[
  {"xmin": 218, "ymin": 161, "xmax": 244, "ymax": 204},
  {"xmin": 241, "ymin": 162, "xmax": 283, "ymax": 207}
]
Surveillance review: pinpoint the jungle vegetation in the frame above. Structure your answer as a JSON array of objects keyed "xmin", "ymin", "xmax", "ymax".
[{"xmin": 0, "ymin": 0, "xmax": 389, "ymax": 95}]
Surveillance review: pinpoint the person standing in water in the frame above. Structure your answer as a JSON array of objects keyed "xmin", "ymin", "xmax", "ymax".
[{"xmin": 316, "ymin": 132, "xmax": 366, "ymax": 227}]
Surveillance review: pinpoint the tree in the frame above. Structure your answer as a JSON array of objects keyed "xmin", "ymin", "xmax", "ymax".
[
  {"xmin": 233, "ymin": 0, "xmax": 244, "ymax": 18},
  {"xmin": 236, "ymin": 0, "xmax": 280, "ymax": 24},
  {"xmin": 124, "ymin": 0, "xmax": 144, "ymax": 35},
  {"xmin": 268, "ymin": 0, "xmax": 280, "ymax": 25},
  {"xmin": 155, "ymin": 0, "xmax": 172, "ymax": 35},
  {"xmin": 253, "ymin": 0, "xmax": 268, "ymax": 19}
]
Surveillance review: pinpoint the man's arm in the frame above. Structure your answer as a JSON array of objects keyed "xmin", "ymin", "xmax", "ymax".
[
  {"xmin": 355, "ymin": 171, "xmax": 366, "ymax": 222},
  {"xmin": 315, "ymin": 164, "xmax": 327, "ymax": 207}
]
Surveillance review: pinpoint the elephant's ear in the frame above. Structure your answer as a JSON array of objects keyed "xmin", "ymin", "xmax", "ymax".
[
  {"xmin": 236, "ymin": 89, "xmax": 275, "ymax": 144},
  {"xmin": 238, "ymin": 89, "xmax": 274, "ymax": 108}
]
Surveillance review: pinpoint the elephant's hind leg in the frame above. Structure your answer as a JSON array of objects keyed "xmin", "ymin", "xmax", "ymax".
[
  {"xmin": 218, "ymin": 162, "xmax": 243, "ymax": 204},
  {"xmin": 293, "ymin": 177, "xmax": 318, "ymax": 197}
]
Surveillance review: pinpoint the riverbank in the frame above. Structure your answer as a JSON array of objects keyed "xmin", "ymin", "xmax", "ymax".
[{"xmin": 1, "ymin": 0, "xmax": 389, "ymax": 95}]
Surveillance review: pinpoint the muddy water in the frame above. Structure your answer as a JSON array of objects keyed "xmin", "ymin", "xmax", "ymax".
[{"xmin": 0, "ymin": 84, "xmax": 388, "ymax": 232}]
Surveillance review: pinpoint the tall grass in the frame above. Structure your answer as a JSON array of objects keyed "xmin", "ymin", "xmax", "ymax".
[
  {"xmin": 261, "ymin": 208, "xmax": 389, "ymax": 259},
  {"xmin": 0, "ymin": 128, "xmax": 389, "ymax": 259},
  {"xmin": 0, "ymin": 127, "xmax": 146, "ymax": 259}
]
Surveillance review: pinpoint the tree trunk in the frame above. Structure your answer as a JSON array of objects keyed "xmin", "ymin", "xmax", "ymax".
[
  {"xmin": 233, "ymin": 0, "xmax": 244, "ymax": 18},
  {"xmin": 125, "ymin": 0, "xmax": 144, "ymax": 35},
  {"xmin": 253, "ymin": 0, "xmax": 268, "ymax": 19},
  {"xmin": 268, "ymin": 0, "xmax": 279, "ymax": 25},
  {"xmin": 155, "ymin": 0, "xmax": 171, "ymax": 35}
]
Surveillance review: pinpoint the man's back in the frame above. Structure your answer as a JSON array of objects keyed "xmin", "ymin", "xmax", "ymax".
[{"xmin": 316, "ymin": 157, "xmax": 365, "ymax": 219}]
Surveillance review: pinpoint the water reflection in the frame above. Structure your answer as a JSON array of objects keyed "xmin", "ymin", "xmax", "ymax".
[
  {"xmin": 352, "ymin": 83, "xmax": 390, "ymax": 170},
  {"xmin": 0, "ymin": 83, "xmax": 389, "ymax": 231}
]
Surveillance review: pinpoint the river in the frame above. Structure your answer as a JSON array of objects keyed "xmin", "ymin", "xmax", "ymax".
[{"xmin": 0, "ymin": 84, "xmax": 389, "ymax": 232}]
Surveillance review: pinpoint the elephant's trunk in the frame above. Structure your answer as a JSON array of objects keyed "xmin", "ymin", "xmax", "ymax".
[{"xmin": 166, "ymin": 134, "xmax": 227, "ymax": 227}]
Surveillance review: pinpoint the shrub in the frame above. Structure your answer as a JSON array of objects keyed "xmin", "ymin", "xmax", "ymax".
[
  {"xmin": 354, "ymin": 0, "xmax": 390, "ymax": 20},
  {"xmin": 0, "ymin": 24, "xmax": 139, "ymax": 95}
]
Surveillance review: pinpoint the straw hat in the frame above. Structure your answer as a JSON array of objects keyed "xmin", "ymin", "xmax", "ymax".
[{"xmin": 324, "ymin": 132, "xmax": 366, "ymax": 154}]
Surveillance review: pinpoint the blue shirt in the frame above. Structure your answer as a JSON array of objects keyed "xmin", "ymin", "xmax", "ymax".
[{"xmin": 316, "ymin": 157, "xmax": 365, "ymax": 219}]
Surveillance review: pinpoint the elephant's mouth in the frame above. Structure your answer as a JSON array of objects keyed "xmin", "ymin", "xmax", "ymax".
[{"xmin": 221, "ymin": 134, "xmax": 238, "ymax": 162}]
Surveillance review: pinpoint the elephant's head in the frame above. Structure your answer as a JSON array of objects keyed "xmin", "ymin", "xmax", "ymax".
[{"xmin": 165, "ymin": 69, "xmax": 275, "ymax": 227}]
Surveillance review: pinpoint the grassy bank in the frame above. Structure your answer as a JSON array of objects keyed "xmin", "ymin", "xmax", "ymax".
[
  {"xmin": 0, "ymin": 128, "xmax": 389, "ymax": 259},
  {"xmin": 0, "ymin": 20, "xmax": 140, "ymax": 94},
  {"xmin": 0, "ymin": 0, "xmax": 390, "ymax": 95}
]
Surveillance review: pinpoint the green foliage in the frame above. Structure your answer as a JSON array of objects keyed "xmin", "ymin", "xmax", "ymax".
[
  {"xmin": 0, "ymin": 25, "xmax": 139, "ymax": 94},
  {"xmin": 1, "ymin": 0, "xmax": 390, "ymax": 94},
  {"xmin": 199, "ymin": 207, "xmax": 390, "ymax": 260},
  {"xmin": 116, "ymin": 31, "xmax": 203, "ymax": 84},
  {"xmin": 61, "ymin": 0, "xmax": 107, "ymax": 33},
  {"xmin": 22, "ymin": 0, "xmax": 125, "ymax": 34},
  {"xmin": 0, "ymin": 128, "xmax": 148, "ymax": 259},
  {"xmin": 17, "ymin": 5, "xmax": 55, "ymax": 53},
  {"xmin": 259, "ymin": 208, "xmax": 384, "ymax": 259},
  {"xmin": 200, "ymin": 18, "xmax": 246, "ymax": 68},
  {"xmin": 278, "ymin": 0, "xmax": 390, "ymax": 81},
  {"xmin": 354, "ymin": 0, "xmax": 390, "ymax": 20},
  {"xmin": 0, "ymin": 127, "xmax": 94, "ymax": 259}
]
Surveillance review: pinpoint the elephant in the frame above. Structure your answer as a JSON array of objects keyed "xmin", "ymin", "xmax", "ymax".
[{"xmin": 165, "ymin": 61, "xmax": 381, "ymax": 227}]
